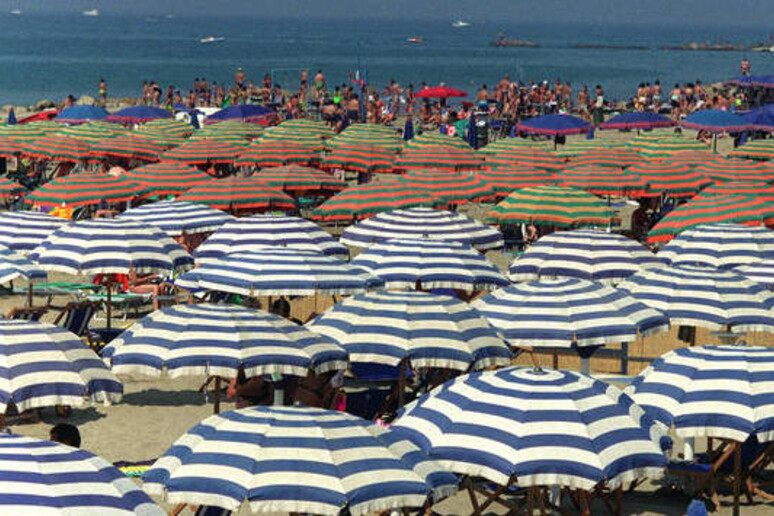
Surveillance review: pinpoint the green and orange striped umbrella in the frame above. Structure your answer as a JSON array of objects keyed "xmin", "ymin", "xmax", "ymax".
[
  {"xmin": 141, "ymin": 118, "xmax": 195, "ymax": 138},
  {"xmin": 625, "ymin": 130, "xmax": 685, "ymax": 151},
  {"xmin": 322, "ymin": 145, "xmax": 396, "ymax": 173},
  {"xmin": 701, "ymin": 181, "xmax": 774, "ymax": 203},
  {"xmin": 253, "ymin": 165, "xmax": 346, "ymax": 196},
  {"xmin": 326, "ymin": 129, "xmax": 403, "ymax": 152},
  {"xmin": 694, "ymin": 158, "xmax": 774, "ymax": 183},
  {"xmin": 648, "ymin": 194, "xmax": 774, "ymax": 243},
  {"xmin": 201, "ymin": 120, "xmax": 265, "ymax": 139},
  {"xmin": 90, "ymin": 135, "xmax": 166, "ymax": 162},
  {"xmin": 484, "ymin": 147, "xmax": 565, "ymax": 172},
  {"xmin": 405, "ymin": 132, "xmax": 471, "ymax": 150},
  {"xmin": 476, "ymin": 166, "xmax": 557, "ymax": 199},
  {"xmin": 0, "ymin": 137, "xmax": 21, "ymax": 158},
  {"xmin": 564, "ymin": 148, "xmax": 641, "ymax": 169},
  {"xmin": 312, "ymin": 182, "xmax": 441, "ymax": 221},
  {"xmin": 0, "ymin": 122, "xmax": 58, "ymax": 140},
  {"xmin": 235, "ymin": 141, "xmax": 321, "ymax": 168},
  {"xmin": 636, "ymin": 137, "xmax": 711, "ymax": 159},
  {"xmin": 130, "ymin": 128, "xmax": 187, "ymax": 148},
  {"xmin": 123, "ymin": 161, "xmax": 212, "ymax": 196},
  {"xmin": 487, "ymin": 185, "xmax": 619, "ymax": 228},
  {"xmin": 58, "ymin": 122, "xmax": 124, "ymax": 143},
  {"xmin": 557, "ymin": 166, "xmax": 650, "ymax": 197},
  {"xmin": 161, "ymin": 138, "xmax": 244, "ymax": 165},
  {"xmin": 0, "ymin": 176, "xmax": 24, "ymax": 198},
  {"xmin": 478, "ymin": 138, "xmax": 552, "ymax": 154},
  {"xmin": 277, "ymin": 118, "xmax": 334, "ymax": 138},
  {"xmin": 26, "ymin": 172, "xmax": 147, "ymax": 207},
  {"xmin": 654, "ymin": 149, "xmax": 717, "ymax": 168},
  {"xmin": 259, "ymin": 129, "xmax": 327, "ymax": 150},
  {"xmin": 554, "ymin": 140, "xmax": 628, "ymax": 158},
  {"xmin": 728, "ymin": 140, "xmax": 774, "ymax": 161},
  {"xmin": 394, "ymin": 145, "xmax": 483, "ymax": 172},
  {"xmin": 400, "ymin": 170, "xmax": 498, "ymax": 206},
  {"xmin": 627, "ymin": 161, "xmax": 711, "ymax": 198},
  {"xmin": 177, "ymin": 177, "xmax": 296, "ymax": 212},
  {"xmin": 21, "ymin": 135, "xmax": 92, "ymax": 162}
]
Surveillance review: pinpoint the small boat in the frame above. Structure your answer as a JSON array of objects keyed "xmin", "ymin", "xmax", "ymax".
[
  {"xmin": 407, "ymin": 37, "xmax": 424, "ymax": 44},
  {"xmin": 82, "ymin": 9, "xmax": 99, "ymax": 16},
  {"xmin": 200, "ymin": 36, "xmax": 225, "ymax": 44},
  {"xmin": 10, "ymin": 9, "xmax": 21, "ymax": 15},
  {"xmin": 452, "ymin": 20, "xmax": 471, "ymax": 28}
]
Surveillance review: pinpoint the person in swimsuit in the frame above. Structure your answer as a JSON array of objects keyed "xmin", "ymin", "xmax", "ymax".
[{"xmin": 97, "ymin": 78, "xmax": 107, "ymax": 107}]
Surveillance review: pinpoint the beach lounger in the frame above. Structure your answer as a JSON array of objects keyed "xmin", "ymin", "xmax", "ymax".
[{"xmin": 54, "ymin": 300, "xmax": 100, "ymax": 350}]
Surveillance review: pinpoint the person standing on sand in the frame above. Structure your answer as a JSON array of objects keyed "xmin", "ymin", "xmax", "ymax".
[
  {"xmin": 577, "ymin": 85, "xmax": 589, "ymax": 120},
  {"xmin": 97, "ymin": 78, "xmax": 107, "ymax": 107},
  {"xmin": 314, "ymin": 69, "xmax": 326, "ymax": 101},
  {"xmin": 592, "ymin": 84, "xmax": 605, "ymax": 127},
  {"xmin": 741, "ymin": 56, "xmax": 751, "ymax": 76},
  {"xmin": 477, "ymin": 84, "xmax": 489, "ymax": 102}
]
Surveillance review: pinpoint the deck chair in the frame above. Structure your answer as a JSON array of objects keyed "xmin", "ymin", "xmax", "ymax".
[
  {"xmin": 54, "ymin": 300, "xmax": 100, "ymax": 349},
  {"xmin": 6, "ymin": 306, "xmax": 47, "ymax": 321},
  {"xmin": 667, "ymin": 438, "xmax": 740, "ymax": 510}
]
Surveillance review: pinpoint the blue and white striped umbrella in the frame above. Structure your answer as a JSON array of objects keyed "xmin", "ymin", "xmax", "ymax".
[
  {"xmin": 509, "ymin": 229, "xmax": 663, "ymax": 285},
  {"xmin": 307, "ymin": 291, "xmax": 512, "ymax": 371},
  {"xmin": 340, "ymin": 207, "xmax": 504, "ymax": 251},
  {"xmin": 624, "ymin": 346, "xmax": 774, "ymax": 442},
  {"xmin": 350, "ymin": 239, "xmax": 508, "ymax": 292},
  {"xmin": 658, "ymin": 223, "xmax": 774, "ymax": 269},
  {"xmin": 619, "ymin": 264, "xmax": 774, "ymax": 333},
  {"xmin": 118, "ymin": 200, "xmax": 234, "ymax": 237},
  {"xmin": 0, "ymin": 434, "xmax": 163, "ymax": 515},
  {"xmin": 392, "ymin": 367, "xmax": 669, "ymax": 490},
  {"xmin": 194, "ymin": 214, "xmax": 349, "ymax": 263},
  {"xmin": 104, "ymin": 303, "xmax": 347, "ymax": 378},
  {"xmin": 472, "ymin": 279, "xmax": 669, "ymax": 348},
  {"xmin": 30, "ymin": 219, "xmax": 194, "ymax": 275},
  {"xmin": 143, "ymin": 406, "xmax": 458, "ymax": 515},
  {"xmin": 735, "ymin": 260, "xmax": 774, "ymax": 288},
  {"xmin": 0, "ymin": 247, "xmax": 46, "ymax": 284},
  {"xmin": 0, "ymin": 211, "xmax": 66, "ymax": 255},
  {"xmin": 176, "ymin": 247, "xmax": 382, "ymax": 297},
  {"xmin": 0, "ymin": 320, "xmax": 122, "ymax": 413}
]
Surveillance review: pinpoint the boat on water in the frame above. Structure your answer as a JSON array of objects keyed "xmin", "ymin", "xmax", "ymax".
[
  {"xmin": 452, "ymin": 20, "xmax": 471, "ymax": 28},
  {"xmin": 407, "ymin": 37, "xmax": 424, "ymax": 44},
  {"xmin": 82, "ymin": 9, "xmax": 99, "ymax": 17},
  {"xmin": 200, "ymin": 36, "xmax": 225, "ymax": 44},
  {"xmin": 489, "ymin": 31, "xmax": 538, "ymax": 48},
  {"xmin": 10, "ymin": 9, "xmax": 21, "ymax": 15}
]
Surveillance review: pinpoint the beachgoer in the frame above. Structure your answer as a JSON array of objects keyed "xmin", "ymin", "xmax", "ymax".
[
  {"xmin": 592, "ymin": 85, "xmax": 605, "ymax": 126},
  {"xmin": 50, "ymin": 423, "xmax": 81, "ymax": 448},
  {"xmin": 741, "ymin": 56, "xmax": 751, "ymax": 76},
  {"xmin": 97, "ymin": 78, "xmax": 107, "ymax": 106}
]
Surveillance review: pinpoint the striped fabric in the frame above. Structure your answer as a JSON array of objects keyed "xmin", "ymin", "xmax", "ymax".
[
  {"xmin": 406, "ymin": 132, "xmax": 471, "ymax": 150},
  {"xmin": 161, "ymin": 138, "xmax": 245, "ymax": 165},
  {"xmin": 58, "ymin": 122, "xmax": 125, "ymax": 142},
  {"xmin": 89, "ymin": 135, "xmax": 165, "ymax": 162},
  {"xmin": 509, "ymin": 229, "xmax": 663, "ymax": 284},
  {"xmin": 0, "ymin": 136, "xmax": 20, "ymax": 158},
  {"xmin": 558, "ymin": 166, "xmax": 650, "ymax": 197},
  {"xmin": 0, "ymin": 212, "xmax": 67, "ymax": 254},
  {"xmin": 0, "ymin": 177, "xmax": 23, "ymax": 198},
  {"xmin": 473, "ymin": 278, "xmax": 668, "ymax": 348},
  {"xmin": 322, "ymin": 145, "xmax": 396, "ymax": 174},
  {"xmin": 394, "ymin": 145, "xmax": 483, "ymax": 172},
  {"xmin": 619, "ymin": 264, "xmax": 774, "ymax": 333},
  {"xmin": 123, "ymin": 161, "xmax": 212, "ymax": 195},
  {"xmin": 21, "ymin": 134, "xmax": 92, "ymax": 162},
  {"xmin": 627, "ymin": 161, "xmax": 712, "ymax": 198},
  {"xmin": 176, "ymin": 247, "xmax": 382, "ymax": 296},
  {"xmin": 0, "ymin": 434, "xmax": 163, "ymax": 514},
  {"xmin": 735, "ymin": 260, "xmax": 774, "ymax": 288},
  {"xmin": 483, "ymin": 148, "xmax": 564, "ymax": 172},
  {"xmin": 131, "ymin": 128, "xmax": 187, "ymax": 148},
  {"xmin": 702, "ymin": 180, "xmax": 774, "ymax": 203},
  {"xmin": 326, "ymin": 130, "xmax": 404, "ymax": 153},
  {"xmin": 252, "ymin": 165, "xmax": 346, "ymax": 195},
  {"xmin": 104, "ymin": 304, "xmax": 347, "ymax": 378},
  {"xmin": 312, "ymin": 183, "xmax": 441, "ymax": 222},
  {"xmin": 625, "ymin": 346, "xmax": 774, "ymax": 442},
  {"xmin": 26, "ymin": 173, "xmax": 147, "ymax": 208},
  {"xmin": 399, "ymin": 171, "xmax": 497, "ymax": 206},
  {"xmin": 350, "ymin": 239, "xmax": 508, "ymax": 292},
  {"xmin": 31, "ymin": 219, "xmax": 194, "ymax": 275},
  {"xmin": 194, "ymin": 214, "xmax": 349, "ymax": 263},
  {"xmin": 307, "ymin": 291, "xmax": 512, "ymax": 370},
  {"xmin": 476, "ymin": 166, "xmax": 557, "ymax": 198},
  {"xmin": 235, "ymin": 142, "xmax": 321, "ymax": 168},
  {"xmin": 259, "ymin": 129, "xmax": 327, "ymax": 150},
  {"xmin": 0, "ymin": 248, "xmax": 46, "ymax": 284},
  {"xmin": 0, "ymin": 320, "xmax": 122, "ymax": 412},
  {"xmin": 564, "ymin": 149, "xmax": 641, "ymax": 168},
  {"xmin": 118, "ymin": 200, "xmax": 234, "ymax": 237},
  {"xmin": 199, "ymin": 120, "xmax": 265, "ymax": 138},
  {"xmin": 339, "ymin": 207, "xmax": 504, "ymax": 251},
  {"xmin": 143, "ymin": 406, "xmax": 457, "ymax": 515},
  {"xmin": 176, "ymin": 177, "xmax": 296, "ymax": 212},
  {"xmin": 392, "ymin": 367, "xmax": 668, "ymax": 490},
  {"xmin": 555, "ymin": 140, "xmax": 627, "ymax": 157},
  {"xmin": 695, "ymin": 158, "xmax": 774, "ymax": 183},
  {"xmin": 659, "ymin": 223, "xmax": 774, "ymax": 269},
  {"xmin": 728, "ymin": 140, "xmax": 774, "ymax": 161},
  {"xmin": 636, "ymin": 138, "xmax": 710, "ymax": 159},
  {"xmin": 140, "ymin": 118, "xmax": 195, "ymax": 137}
]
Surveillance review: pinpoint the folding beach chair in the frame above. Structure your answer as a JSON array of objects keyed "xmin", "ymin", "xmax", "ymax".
[
  {"xmin": 54, "ymin": 300, "xmax": 100, "ymax": 350},
  {"xmin": 6, "ymin": 305, "xmax": 47, "ymax": 321}
]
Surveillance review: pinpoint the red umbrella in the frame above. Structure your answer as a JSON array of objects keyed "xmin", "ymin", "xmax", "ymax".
[
  {"xmin": 394, "ymin": 145, "xmax": 483, "ymax": 172},
  {"xmin": 627, "ymin": 161, "xmax": 711, "ymax": 198},
  {"xmin": 414, "ymin": 86, "xmax": 468, "ymax": 99},
  {"xmin": 177, "ymin": 177, "xmax": 296, "ymax": 213},
  {"xmin": 0, "ymin": 137, "xmax": 20, "ymax": 158},
  {"xmin": 558, "ymin": 166, "xmax": 651, "ymax": 197},
  {"xmin": 253, "ymin": 165, "xmax": 346, "ymax": 196},
  {"xmin": 90, "ymin": 135, "xmax": 166, "ymax": 162},
  {"xmin": 234, "ymin": 142, "xmax": 321, "ymax": 168},
  {"xmin": 702, "ymin": 181, "xmax": 774, "ymax": 203},
  {"xmin": 476, "ymin": 166, "xmax": 557, "ymax": 199},
  {"xmin": 123, "ymin": 161, "xmax": 212, "ymax": 196},
  {"xmin": 695, "ymin": 158, "xmax": 774, "ymax": 183},
  {"xmin": 484, "ymin": 148, "xmax": 564, "ymax": 173},
  {"xmin": 400, "ymin": 170, "xmax": 498, "ymax": 206}
]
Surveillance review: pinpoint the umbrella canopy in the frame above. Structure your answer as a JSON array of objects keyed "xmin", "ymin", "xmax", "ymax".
[
  {"xmin": 122, "ymin": 161, "xmax": 212, "ymax": 196},
  {"xmin": 627, "ymin": 161, "xmax": 711, "ymax": 198},
  {"xmin": 176, "ymin": 247, "xmax": 382, "ymax": 296},
  {"xmin": 728, "ymin": 140, "xmax": 774, "ymax": 161},
  {"xmin": 484, "ymin": 148, "xmax": 565, "ymax": 172},
  {"xmin": 414, "ymin": 85, "xmax": 468, "ymax": 98},
  {"xmin": 340, "ymin": 207, "xmax": 503, "ymax": 251},
  {"xmin": 694, "ymin": 158, "xmax": 774, "ymax": 183},
  {"xmin": 564, "ymin": 149, "xmax": 641, "ymax": 169},
  {"xmin": 405, "ymin": 132, "xmax": 472, "ymax": 151},
  {"xmin": 0, "ymin": 212, "xmax": 66, "ymax": 255},
  {"xmin": 487, "ymin": 185, "xmax": 619, "ymax": 228},
  {"xmin": 143, "ymin": 406, "xmax": 457, "ymax": 515},
  {"xmin": 252, "ymin": 165, "xmax": 346, "ymax": 196},
  {"xmin": 0, "ymin": 434, "xmax": 163, "ymax": 514},
  {"xmin": 554, "ymin": 140, "xmax": 627, "ymax": 158},
  {"xmin": 322, "ymin": 145, "xmax": 396, "ymax": 174},
  {"xmin": 0, "ymin": 319, "xmax": 122, "ymax": 412},
  {"xmin": 57, "ymin": 122, "xmax": 124, "ymax": 143},
  {"xmin": 392, "ymin": 367, "xmax": 668, "ymax": 490},
  {"xmin": 204, "ymin": 104, "xmax": 276, "ymax": 124},
  {"xmin": 31, "ymin": 219, "xmax": 193, "ymax": 275},
  {"xmin": 0, "ymin": 247, "xmax": 47, "ymax": 284},
  {"xmin": 600, "ymin": 112, "xmax": 675, "ymax": 130},
  {"xmin": 118, "ymin": 200, "xmax": 234, "ymax": 237},
  {"xmin": 399, "ymin": 170, "xmax": 497, "ymax": 206},
  {"xmin": 325, "ymin": 129, "xmax": 404, "ymax": 153},
  {"xmin": 0, "ymin": 136, "xmax": 20, "ymax": 158},
  {"xmin": 107, "ymin": 106, "xmax": 172, "ymax": 124},
  {"xmin": 619, "ymin": 264, "xmax": 774, "ymax": 333},
  {"xmin": 647, "ymin": 194, "xmax": 774, "ymax": 243},
  {"xmin": 161, "ymin": 138, "xmax": 245, "ymax": 165},
  {"xmin": 637, "ymin": 137, "xmax": 711, "ymax": 159},
  {"xmin": 476, "ymin": 166, "xmax": 557, "ymax": 198},
  {"xmin": 140, "ymin": 118, "xmax": 194, "ymax": 137},
  {"xmin": 312, "ymin": 183, "xmax": 441, "ymax": 222},
  {"xmin": 54, "ymin": 105, "xmax": 109, "ymax": 124},
  {"xmin": 735, "ymin": 260, "xmax": 774, "ymax": 288},
  {"xmin": 394, "ymin": 145, "xmax": 483, "ymax": 172},
  {"xmin": 195, "ymin": 214, "xmax": 348, "ymax": 263},
  {"xmin": 625, "ymin": 346, "xmax": 774, "ymax": 442},
  {"xmin": 26, "ymin": 172, "xmax": 147, "ymax": 208},
  {"xmin": 0, "ymin": 177, "xmax": 23, "ymax": 198},
  {"xmin": 517, "ymin": 114, "xmax": 591, "ymax": 136},
  {"xmin": 655, "ymin": 149, "xmax": 717, "ymax": 167},
  {"xmin": 198, "ymin": 119, "xmax": 266, "ymax": 139},
  {"xmin": 176, "ymin": 177, "xmax": 296, "ymax": 212},
  {"xmin": 131, "ymin": 128, "xmax": 187, "ymax": 148},
  {"xmin": 680, "ymin": 109, "xmax": 750, "ymax": 133},
  {"xmin": 21, "ymin": 134, "xmax": 91, "ymax": 162},
  {"xmin": 307, "ymin": 291, "xmax": 512, "ymax": 371},
  {"xmin": 557, "ymin": 166, "xmax": 651, "ymax": 197},
  {"xmin": 0, "ymin": 121, "xmax": 58, "ymax": 140},
  {"xmin": 104, "ymin": 304, "xmax": 347, "ymax": 378},
  {"xmin": 350, "ymin": 239, "xmax": 508, "ymax": 292},
  {"xmin": 659, "ymin": 223, "xmax": 774, "ymax": 269},
  {"xmin": 89, "ymin": 135, "xmax": 165, "ymax": 162},
  {"xmin": 235, "ymin": 141, "xmax": 321, "ymax": 168},
  {"xmin": 473, "ymin": 278, "xmax": 668, "ymax": 348},
  {"xmin": 509, "ymin": 229, "xmax": 663, "ymax": 284}
]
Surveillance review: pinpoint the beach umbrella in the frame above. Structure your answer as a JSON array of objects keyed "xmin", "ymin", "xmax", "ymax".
[
  {"xmin": 26, "ymin": 172, "xmax": 147, "ymax": 208},
  {"xmin": 350, "ymin": 239, "xmax": 508, "ymax": 292},
  {"xmin": 0, "ymin": 247, "xmax": 46, "ymax": 285},
  {"xmin": 619, "ymin": 264, "xmax": 774, "ymax": 333},
  {"xmin": 235, "ymin": 141, "xmax": 320, "ymax": 168},
  {"xmin": 161, "ymin": 138, "xmax": 244, "ymax": 165},
  {"xmin": 0, "ymin": 319, "xmax": 123, "ymax": 412},
  {"xmin": 394, "ymin": 145, "xmax": 483, "ymax": 172},
  {"xmin": 187, "ymin": 130, "xmax": 251, "ymax": 147},
  {"xmin": 0, "ymin": 177, "xmax": 23, "ymax": 199},
  {"xmin": 0, "ymin": 434, "xmax": 163, "ymax": 514},
  {"xmin": 627, "ymin": 130, "xmax": 691, "ymax": 151},
  {"xmin": 90, "ymin": 135, "xmax": 165, "ymax": 162},
  {"xmin": 553, "ymin": 139, "xmax": 627, "ymax": 158},
  {"xmin": 6, "ymin": 109, "xmax": 15, "ymax": 126},
  {"xmin": 647, "ymin": 194, "xmax": 774, "ymax": 243},
  {"xmin": 509, "ymin": 229, "xmax": 663, "ymax": 284},
  {"xmin": 406, "ymin": 132, "xmax": 471, "ymax": 151},
  {"xmin": 475, "ymin": 166, "xmax": 557, "ymax": 198},
  {"xmin": 340, "ymin": 207, "xmax": 503, "ymax": 251},
  {"xmin": 176, "ymin": 247, "xmax": 382, "ymax": 296},
  {"xmin": 399, "ymin": 170, "xmax": 497, "ymax": 206},
  {"xmin": 0, "ymin": 137, "xmax": 20, "ymax": 158},
  {"xmin": 276, "ymin": 118, "xmax": 334, "ymax": 137},
  {"xmin": 557, "ymin": 166, "xmax": 651, "ymax": 197},
  {"xmin": 404, "ymin": 117, "xmax": 414, "ymax": 141},
  {"xmin": 414, "ymin": 85, "xmax": 468, "ymax": 98},
  {"xmin": 702, "ymin": 180, "xmax": 774, "ymax": 203},
  {"xmin": 118, "ymin": 200, "xmax": 234, "ymax": 238},
  {"xmin": 252, "ymin": 165, "xmax": 346, "ymax": 196},
  {"xmin": 392, "ymin": 367, "xmax": 668, "ymax": 492},
  {"xmin": 322, "ymin": 145, "xmax": 396, "ymax": 174},
  {"xmin": 657, "ymin": 223, "xmax": 774, "ymax": 269},
  {"xmin": 107, "ymin": 106, "xmax": 172, "ymax": 124},
  {"xmin": 734, "ymin": 260, "xmax": 774, "ymax": 288},
  {"xmin": 655, "ymin": 149, "xmax": 717, "ymax": 167},
  {"xmin": 196, "ymin": 120, "xmax": 265, "ymax": 139},
  {"xmin": 54, "ymin": 105, "xmax": 109, "ymax": 124},
  {"xmin": 176, "ymin": 177, "xmax": 296, "ymax": 212},
  {"xmin": 680, "ymin": 110, "xmax": 750, "ymax": 133},
  {"xmin": 307, "ymin": 291, "xmax": 511, "ymax": 371},
  {"xmin": 57, "ymin": 122, "xmax": 124, "ymax": 143},
  {"xmin": 194, "ymin": 214, "xmax": 348, "ymax": 263},
  {"xmin": 130, "ymin": 128, "xmax": 187, "ymax": 148},
  {"xmin": 600, "ymin": 111, "xmax": 675, "ymax": 130},
  {"xmin": 0, "ymin": 212, "xmax": 66, "ymax": 255},
  {"xmin": 312, "ymin": 183, "xmax": 441, "ymax": 222},
  {"xmin": 326, "ymin": 130, "xmax": 403, "ymax": 153},
  {"xmin": 204, "ymin": 104, "xmax": 276, "ymax": 125},
  {"xmin": 637, "ymin": 138, "xmax": 711, "ymax": 159},
  {"xmin": 627, "ymin": 161, "xmax": 711, "ymax": 198},
  {"xmin": 487, "ymin": 185, "xmax": 619, "ymax": 228},
  {"xmin": 122, "ymin": 161, "xmax": 211, "ymax": 196},
  {"xmin": 104, "ymin": 303, "xmax": 347, "ymax": 379},
  {"xmin": 143, "ymin": 406, "xmax": 457, "ymax": 515},
  {"xmin": 21, "ymin": 134, "xmax": 91, "ymax": 162},
  {"xmin": 484, "ymin": 147, "xmax": 565, "ymax": 172},
  {"xmin": 136, "ymin": 118, "xmax": 195, "ymax": 137},
  {"xmin": 728, "ymin": 140, "xmax": 774, "ymax": 161},
  {"xmin": 516, "ymin": 114, "xmax": 591, "ymax": 137},
  {"xmin": 0, "ymin": 122, "xmax": 55, "ymax": 141},
  {"xmin": 564, "ymin": 148, "xmax": 641, "ymax": 168},
  {"xmin": 260, "ymin": 129, "xmax": 328, "ymax": 150},
  {"xmin": 695, "ymin": 158, "xmax": 774, "ymax": 183}
]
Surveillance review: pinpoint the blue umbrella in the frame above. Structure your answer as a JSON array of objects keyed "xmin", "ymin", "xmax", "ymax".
[
  {"xmin": 681, "ymin": 109, "xmax": 750, "ymax": 133},
  {"xmin": 600, "ymin": 112, "xmax": 675, "ymax": 131},
  {"xmin": 403, "ymin": 117, "xmax": 414, "ymax": 141},
  {"xmin": 0, "ymin": 211, "xmax": 67, "ymax": 255},
  {"xmin": 55, "ymin": 105, "xmax": 109, "ymax": 124},
  {"xmin": 106, "ymin": 106, "xmax": 172, "ymax": 124},
  {"xmin": 467, "ymin": 111, "xmax": 478, "ymax": 149},
  {"xmin": 658, "ymin": 223, "xmax": 774, "ymax": 269},
  {"xmin": 725, "ymin": 75, "xmax": 774, "ymax": 88},
  {"xmin": 118, "ymin": 200, "xmax": 234, "ymax": 238},
  {"xmin": 516, "ymin": 114, "xmax": 591, "ymax": 136},
  {"xmin": 6, "ymin": 109, "xmax": 16, "ymax": 126},
  {"xmin": 205, "ymin": 105, "xmax": 276, "ymax": 124}
]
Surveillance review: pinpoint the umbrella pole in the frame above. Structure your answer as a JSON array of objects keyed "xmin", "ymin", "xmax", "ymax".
[
  {"xmin": 734, "ymin": 441, "xmax": 741, "ymax": 516},
  {"xmin": 213, "ymin": 376, "xmax": 221, "ymax": 414},
  {"xmin": 27, "ymin": 283, "xmax": 32, "ymax": 308},
  {"xmin": 397, "ymin": 357, "xmax": 407, "ymax": 409},
  {"xmin": 106, "ymin": 281, "xmax": 112, "ymax": 330}
]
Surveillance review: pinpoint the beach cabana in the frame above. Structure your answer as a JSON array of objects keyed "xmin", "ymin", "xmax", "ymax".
[{"xmin": 659, "ymin": 223, "xmax": 774, "ymax": 269}]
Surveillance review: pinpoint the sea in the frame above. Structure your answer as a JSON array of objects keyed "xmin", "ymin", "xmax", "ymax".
[{"xmin": 1, "ymin": 13, "xmax": 773, "ymax": 107}]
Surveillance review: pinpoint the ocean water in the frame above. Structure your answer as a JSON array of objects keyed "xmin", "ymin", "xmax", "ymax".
[{"xmin": 1, "ymin": 13, "xmax": 773, "ymax": 106}]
